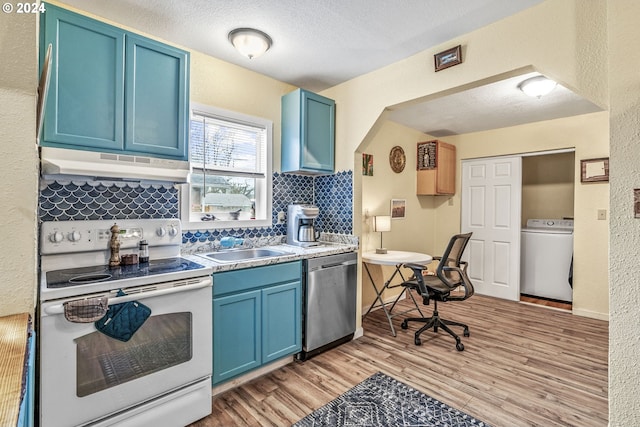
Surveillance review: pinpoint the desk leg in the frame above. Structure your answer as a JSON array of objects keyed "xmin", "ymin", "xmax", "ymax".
[
  {"xmin": 362, "ymin": 262, "xmax": 397, "ymax": 336},
  {"xmin": 387, "ymin": 267, "xmax": 425, "ymax": 318}
]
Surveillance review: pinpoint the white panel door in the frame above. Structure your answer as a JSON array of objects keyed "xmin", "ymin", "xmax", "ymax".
[{"xmin": 461, "ymin": 157, "xmax": 522, "ymax": 301}]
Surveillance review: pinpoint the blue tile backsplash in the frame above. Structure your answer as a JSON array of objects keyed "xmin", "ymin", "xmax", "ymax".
[
  {"xmin": 315, "ymin": 171, "xmax": 353, "ymax": 235},
  {"xmin": 39, "ymin": 181, "xmax": 179, "ymax": 221},
  {"xmin": 38, "ymin": 171, "xmax": 353, "ymax": 241}
]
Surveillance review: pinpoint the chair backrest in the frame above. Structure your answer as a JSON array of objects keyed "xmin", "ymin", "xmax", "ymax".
[{"xmin": 435, "ymin": 233, "xmax": 473, "ymax": 293}]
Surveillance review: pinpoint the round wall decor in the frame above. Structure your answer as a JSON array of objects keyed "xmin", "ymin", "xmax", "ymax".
[{"xmin": 389, "ymin": 146, "xmax": 406, "ymax": 173}]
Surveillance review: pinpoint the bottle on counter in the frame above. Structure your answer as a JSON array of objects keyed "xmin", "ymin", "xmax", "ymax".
[
  {"xmin": 109, "ymin": 223, "xmax": 121, "ymax": 267},
  {"xmin": 139, "ymin": 239, "xmax": 149, "ymax": 263}
]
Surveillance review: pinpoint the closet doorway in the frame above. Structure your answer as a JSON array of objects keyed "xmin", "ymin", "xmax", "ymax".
[{"xmin": 461, "ymin": 149, "xmax": 575, "ymax": 303}]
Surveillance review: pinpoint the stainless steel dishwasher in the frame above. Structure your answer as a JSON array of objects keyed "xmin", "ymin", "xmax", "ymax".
[{"xmin": 298, "ymin": 252, "xmax": 358, "ymax": 360}]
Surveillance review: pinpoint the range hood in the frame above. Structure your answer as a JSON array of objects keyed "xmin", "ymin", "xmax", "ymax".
[{"xmin": 40, "ymin": 147, "xmax": 190, "ymax": 183}]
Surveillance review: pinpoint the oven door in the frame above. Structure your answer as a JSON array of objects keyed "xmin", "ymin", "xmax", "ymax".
[{"xmin": 39, "ymin": 277, "xmax": 212, "ymax": 427}]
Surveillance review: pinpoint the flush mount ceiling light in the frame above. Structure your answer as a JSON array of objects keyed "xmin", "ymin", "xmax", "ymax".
[
  {"xmin": 228, "ymin": 28, "xmax": 272, "ymax": 59},
  {"xmin": 518, "ymin": 76, "xmax": 558, "ymax": 98}
]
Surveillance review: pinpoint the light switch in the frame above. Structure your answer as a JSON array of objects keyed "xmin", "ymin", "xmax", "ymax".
[{"xmin": 597, "ymin": 209, "xmax": 607, "ymax": 220}]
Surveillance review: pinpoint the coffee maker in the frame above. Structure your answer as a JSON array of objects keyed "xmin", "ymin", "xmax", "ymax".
[{"xmin": 286, "ymin": 204, "xmax": 321, "ymax": 247}]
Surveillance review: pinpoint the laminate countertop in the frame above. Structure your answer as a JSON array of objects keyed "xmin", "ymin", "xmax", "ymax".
[
  {"xmin": 0, "ymin": 313, "xmax": 30, "ymax": 427},
  {"xmin": 184, "ymin": 242, "xmax": 358, "ymax": 273}
]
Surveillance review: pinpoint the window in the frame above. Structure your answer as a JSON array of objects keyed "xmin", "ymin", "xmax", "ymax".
[{"xmin": 181, "ymin": 103, "xmax": 272, "ymax": 230}]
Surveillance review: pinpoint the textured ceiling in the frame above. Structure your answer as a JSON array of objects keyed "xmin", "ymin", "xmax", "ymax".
[
  {"xmin": 57, "ymin": 0, "xmax": 544, "ymax": 92},
  {"xmin": 387, "ymin": 70, "xmax": 603, "ymax": 136},
  {"xmin": 56, "ymin": 0, "xmax": 603, "ymax": 135}
]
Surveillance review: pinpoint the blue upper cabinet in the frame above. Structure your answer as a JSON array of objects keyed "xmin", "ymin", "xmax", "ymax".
[
  {"xmin": 41, "ymin": 5, "xmax": 125, "ymax": 151},
  {"xmin": 125, "ymin": 35, "xmax": 189, "ymax": 158},
  {"xmin": 40, "ymin": 4, "xmax": 189, "ymax": 160},
  {"xmin": 281, "ymin": 88, "xmax": 335, "ymax": 174}
]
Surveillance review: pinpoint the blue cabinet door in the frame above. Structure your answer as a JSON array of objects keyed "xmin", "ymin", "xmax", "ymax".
[
  {"xmin": 262, "ymin": 281, "xmax": 302, "ymax": 363},
  {"xmin": 281, "ymin": 89, "xmax": 335, "ymax": 174},
  {"xmin": 125, "ymin": 35, "xmax": 189, "ymax": 160},
  {"xmin": 212, "ymin": 290, "xmax": 261, "ymax": 384},
  {"xmin": 41, "ymin": 4, "xmax": 189, "ymax": 160},
  {"xmin": 41, "ymin": 4, "xmax": 125, "ymax": 151}
]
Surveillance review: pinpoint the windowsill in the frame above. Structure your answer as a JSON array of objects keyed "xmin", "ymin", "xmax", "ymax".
[{"xmin": 182, "ymin": 218, "xmax": 272, "ymax": 231}]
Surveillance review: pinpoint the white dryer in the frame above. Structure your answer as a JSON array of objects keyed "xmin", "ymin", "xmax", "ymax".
[{"xmin": 520, "ymin": 219, "xmax": 574, "ymax": 302}]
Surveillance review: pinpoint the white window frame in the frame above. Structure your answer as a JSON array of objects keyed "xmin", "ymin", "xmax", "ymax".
[{"xmin": 181, "ymin": 103, "xmax": 273, "ymax": 230}]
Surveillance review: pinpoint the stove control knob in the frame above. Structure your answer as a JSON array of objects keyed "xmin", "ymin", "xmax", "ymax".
[
  {"xmin": 49, "ymin": 231, "xmax": 64, "ymax": 243},
  {"xmin": 68, "ymin": 231, "xmax": 82, "ymax": 242},
  {"xmin": 156, "ymin": 227, "xmax": 167, "ymax": 237},
  {"xmin": 168, "ymin": 225, "xmax": 178, "ymax": 237}
]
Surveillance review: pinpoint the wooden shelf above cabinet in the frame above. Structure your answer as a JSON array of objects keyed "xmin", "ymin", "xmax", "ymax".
[{"xmin": 416, "ymin": 140, "xmax": 456, "ymax": 195}]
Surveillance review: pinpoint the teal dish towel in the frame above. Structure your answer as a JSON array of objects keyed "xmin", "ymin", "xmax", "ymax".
[{"xmin": 95, "ymin": 290, "xmax": 151, "ymax": 342}]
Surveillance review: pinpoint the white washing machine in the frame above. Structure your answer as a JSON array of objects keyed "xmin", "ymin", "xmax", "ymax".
[{"xmin": 520, "ymin": 219, "xmax": 574, "ymax": 302}]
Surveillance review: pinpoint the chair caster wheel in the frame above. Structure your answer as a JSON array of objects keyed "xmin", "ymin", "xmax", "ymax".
[
  {"xmin": 463, "ymin": 329, "xmax": 470, "ymax": 337},
  {"xmin": 401, "ymin": 321, "xmax": 408, "ymax": 330},
  {"xmin": 414, "ymin": 336, "xmax": 422, "ymax": 346},
  {"xmin": 456, "ymin": 342, "xmax": 464, "ymax": 351}
]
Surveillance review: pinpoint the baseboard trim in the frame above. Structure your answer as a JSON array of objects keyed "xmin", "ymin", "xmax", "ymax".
[
  {"xmin": 353, "ymin": 327, "xmax": 364, "ymax": 339},
  {"xmin": 572, "ymin": 307, "xmax": 609, "ymax": 321},
  {"xmin": 211, "ymin": 357, "xmax": 292, "ymax": 397}
]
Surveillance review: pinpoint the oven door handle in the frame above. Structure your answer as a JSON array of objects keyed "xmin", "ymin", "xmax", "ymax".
[{"xmin": 43, "ymin": 277, "xmax": 212, "ymax": 316}]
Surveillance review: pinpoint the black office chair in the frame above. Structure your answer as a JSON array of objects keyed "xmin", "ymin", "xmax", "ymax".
[{"xmin": 400, "ymin": 233, "xmax": 474, "ymax": 351}]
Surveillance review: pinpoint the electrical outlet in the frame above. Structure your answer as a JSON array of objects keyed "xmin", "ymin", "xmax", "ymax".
[
  {"xmin": 277, "ymin": 211, "xmax": 286, "ymax": 224},
  {"xmin": 597, "ymin": 209, "xmax": 607, "ymax": 220}
]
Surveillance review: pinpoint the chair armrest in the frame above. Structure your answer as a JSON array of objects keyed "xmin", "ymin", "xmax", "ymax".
[
  {"xmin": 459, "ymin": 260, "xmax": 469, "ymax": 273},
  {"xmin": 403, "ymin": 262, "xmax": 428, "ymax": 272},
  {"xmin": 401, "ymin": 264, "xmax": 430, "ymax": 304}
]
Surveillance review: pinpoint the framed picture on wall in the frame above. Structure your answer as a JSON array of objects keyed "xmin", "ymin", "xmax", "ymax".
[
  {"xmin": 580, "ymin": 158, "xmax": 609, "ymax": 182},
  {"xmin": 362, "ymin": 153, "xmax": 374, "ymax": 176},
  {"xmin": 391, "ymin": 199, "xmax": 406, "ymax": 219},
  {"xmin": 434, "ymin": 45, "xmax": 462, "ymax": 72}
]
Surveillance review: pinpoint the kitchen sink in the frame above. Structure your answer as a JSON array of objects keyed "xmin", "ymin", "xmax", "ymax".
[{"xmin": 201, "ymin": 248, "xmax": 288, "ymax": 263}]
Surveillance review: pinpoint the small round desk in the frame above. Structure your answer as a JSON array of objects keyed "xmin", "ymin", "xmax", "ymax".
[{"xmin": 362, "ymin": 250, "xmax": 432, "ymax": 336}]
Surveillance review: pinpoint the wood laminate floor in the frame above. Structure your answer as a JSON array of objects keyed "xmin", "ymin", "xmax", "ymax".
[
  {"xmin": 190, "ymin": 294, "xmax": 608, "ymax": 427},
  {"xmin": 520, "ymin": 294, "xmax": 573, "ymax": 311}
]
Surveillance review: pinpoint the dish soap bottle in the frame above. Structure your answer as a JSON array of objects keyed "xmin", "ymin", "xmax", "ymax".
[{"xmin": 139, "ymin": 240, "xmax": 149, "ymax": 263}]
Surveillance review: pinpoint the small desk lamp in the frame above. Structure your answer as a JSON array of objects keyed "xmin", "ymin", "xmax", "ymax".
[{"xmin": 373, "ymin": 215, "xmax": 391, "ymax": 254}]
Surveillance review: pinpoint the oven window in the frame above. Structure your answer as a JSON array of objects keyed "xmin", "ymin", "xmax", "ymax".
[{"xmin": 75, "ymin": 313, "xmax": 193, "ymax": 397}]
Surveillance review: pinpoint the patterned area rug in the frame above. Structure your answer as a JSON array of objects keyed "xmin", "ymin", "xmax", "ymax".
[{"xmin": 293, "ymin": 372, "xmax": 491, "ymax": 427}]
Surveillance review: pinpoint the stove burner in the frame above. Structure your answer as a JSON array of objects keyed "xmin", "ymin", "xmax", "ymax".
[
  {"xmin": 69, "ymin": 273, "xmax": 112, "ymax": 284},
  {"xmin": 45, "ymin": 257, "xmax": 206, "ymax": 290}
]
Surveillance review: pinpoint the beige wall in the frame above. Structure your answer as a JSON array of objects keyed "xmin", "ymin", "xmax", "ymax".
[
  {"xmin": 359, "ymin": 114, "xmax": 608, "ymax": 319},
  {"xmin": 359, "ymin": 120, "xmax": 436, "ymax": 309},
  {"xmin": 189, "ymin": 51, "xmax": 295, "ymax": 172},
  {"xmin": 324, "ymin": 0, "xmax": 609, "ymax": 320},
  {"xmin": 51, "ymin": 1, "xmax": 296, "ymax": 174},
  {"xmin": 608, "ymin": 0, "xmax": 640, "ymax": 423},
  {"xmin": 441, "ymin": 112, "xmax": 609, "ymax": 318},
  {"xmin": 323, "ymin": 0, "xmax": 608, "ymax": 174},
  {"xmin": 0, "ymin": 1, "xmax": 294, "ymax": 319},
  {"xmin": 522, "ymin": 152, "xmax": 575, "ymax": 226},
  {"xmin": 0, "ymin": 12, "xmax": 39, "ymax": 316},
  {"xmin": 5, "ymin": 0, "xmax": 640, "ymax": 422}
]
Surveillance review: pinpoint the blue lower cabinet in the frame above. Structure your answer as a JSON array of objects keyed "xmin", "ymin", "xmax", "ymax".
[
  {"xmin": 212, "ymin": 290, "xmax": 261, "ymax": 383},
  {"xmin": 262, "ymin": 282, "xmax": 302, "ymax": 363},
  {"xmin": 212, "ymin": 262, "xmax": 302, "ymax": 385}
]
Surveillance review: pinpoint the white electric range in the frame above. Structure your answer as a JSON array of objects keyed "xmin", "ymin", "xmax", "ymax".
[{"xmin": 39, "ymin": 219, "xmax": 213, "ymax": 427}]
